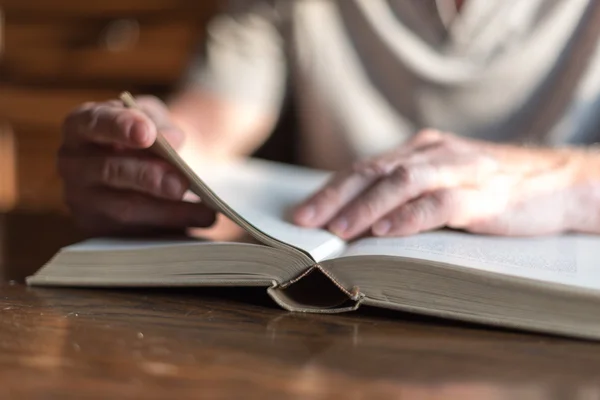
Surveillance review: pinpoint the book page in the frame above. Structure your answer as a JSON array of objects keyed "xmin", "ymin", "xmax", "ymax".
[
  {"xmin": 194, "ymin": 159, "xmax": 346, "ymax": 262},
  {"xmin": 65, "ymin": 237, "xmax": 207, "ymax": 252},
  {"xmin": 342, "ymin": 231, "xmax": 600, "ymax": 289}
]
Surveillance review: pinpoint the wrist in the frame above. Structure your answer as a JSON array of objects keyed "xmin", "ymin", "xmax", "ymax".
[{"xmin": 562, "ymin": 149, "xmax": 600, "ymax": 233}]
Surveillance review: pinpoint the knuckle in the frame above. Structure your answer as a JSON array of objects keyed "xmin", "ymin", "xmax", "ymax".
[
  {"xmin": 415, "ymin": 128, "xmax": 442, "ymax": 142},
  {"xmin": 389, "ymin": 165, "xmax": 414, "ymax": 186},
  {"xmin": 412, "ymin": 129, "xmax": 456, "ymax": 148},
  {"xmin": 352, "ymin": 159, "xmax": 389, "ymax": 177},
  {"xmin": 64, "ymin": 105, "xmax": 106, "ymax": 142},
  {"xmin": 137, "ymin": 164, "xmax": 163, "ymax": 194},
  {"xmin": 112, "ymin": 111, "xmax": 134, "ymax": 135},
  {"xmin": 101, "ymin": 158, "xmax": 125, "ymax": 186},
  {"xmin": 85, "ymin": 104, "xmax": 104, "ymax": 126}
]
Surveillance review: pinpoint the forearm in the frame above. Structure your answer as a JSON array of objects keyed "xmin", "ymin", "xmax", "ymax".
[{"xmin": 167, "ymin": 88, "xmax": 278, "ymax": 160}]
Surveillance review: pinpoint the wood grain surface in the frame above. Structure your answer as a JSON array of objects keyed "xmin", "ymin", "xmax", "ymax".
[{"xmin": 0, "ymin": 284, "xmax": 599, "ymax": 399}]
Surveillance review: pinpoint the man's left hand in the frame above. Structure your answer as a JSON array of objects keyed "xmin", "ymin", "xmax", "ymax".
[{"xmin": 293, "ymin": 130, "xmax": 599, "ymax": 239}]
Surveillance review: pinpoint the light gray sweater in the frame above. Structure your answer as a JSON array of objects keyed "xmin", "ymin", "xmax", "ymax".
[{"xmin": 186, "ymin": 0, "xmax": 600, "ymax": 169}]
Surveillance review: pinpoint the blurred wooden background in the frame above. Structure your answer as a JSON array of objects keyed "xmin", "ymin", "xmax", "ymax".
[{"xmin": 0, "ymin": 0, "xmax": 219, "ymax": 281}]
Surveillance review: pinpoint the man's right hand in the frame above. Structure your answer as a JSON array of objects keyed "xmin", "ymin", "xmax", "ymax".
[{"xmin": 59, "ymin": 95, "xmax": 216, "ymax": 236}]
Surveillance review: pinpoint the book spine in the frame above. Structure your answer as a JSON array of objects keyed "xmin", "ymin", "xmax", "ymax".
[{"xmin": 280, "ymin": 264, "xmax": 363, "ymax": 301}]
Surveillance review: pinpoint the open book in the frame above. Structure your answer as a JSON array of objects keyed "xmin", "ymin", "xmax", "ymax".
[{"xmin": 27, "ymin": 157, "xmax": 600, "ymax": 340}]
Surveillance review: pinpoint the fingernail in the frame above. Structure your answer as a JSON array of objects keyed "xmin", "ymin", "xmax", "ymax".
[
  {"xmin": 373, "ymin": 219, "xmax": 391, "ymax": 236},
  {"xmin": 162, "ymin": 173, "xmax": 185, "ymax": 198},
  {"xmin": 296, "ymin": 205, "xmax": 315, "ymax": 224},
  {"xmin": 329, "ymin": 218, "xmax": 348, "ymax": 235}
]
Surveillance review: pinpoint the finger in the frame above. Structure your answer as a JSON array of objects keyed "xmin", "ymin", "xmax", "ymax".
[
  {"xmin": 327, "ymin": 152, "xmax": 501, "ymax": 239},
  {"xmin": 326, "ymin": 163, "xmax": 439, "ymax": 239},
  {"xmin": 351, "ymin": 130, "xmax": 447, "ymax": 177},
  {"xmin": 63, "ymin": 103, "xmax": 157, "ymax": 149},
  {"xmin": 372, "ymin": 189, "xmax": 459, "ymax": 237},
  {"xmin": 294, "ymin": 158, "xmax": 429, "ymax": 231},
  {"xmin": 293, "ymin": 166, "xmax": 382, "ymax": 228},
  {"xmin": 293, "ymin": 131, "xmax": 447, "ymax": 228},
  {"xmin": 66, "ymin": 188, "xmax": 216, "ymax": 235},
  {"xmin": 409, "ymin": 129, "xmax": 447, "ymax": 147},
  {"xmin": 58, "ymin": 152, "xmax": 189, "ymax": 200},
  {"xmin": 135, "ymin": 95, "xmax": 186, "ymax": 149}
]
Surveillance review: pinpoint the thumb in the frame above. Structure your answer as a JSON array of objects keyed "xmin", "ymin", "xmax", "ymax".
[{"xmin": 135, "ymin": 95, "xmax": 186, "ymax": 150}]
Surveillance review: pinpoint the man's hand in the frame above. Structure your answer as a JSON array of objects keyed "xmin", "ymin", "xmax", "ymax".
[
  {"xmin": 294, "ymin": 130, "xmax": 598, "ymax": 239},
  {"xmin": 59, "ymin": 95, "xmax": 215, "ymax": 236}
]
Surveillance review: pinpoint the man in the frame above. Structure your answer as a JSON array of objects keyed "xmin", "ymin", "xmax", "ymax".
[{"xmin": 59, "ymin": 0, "xmax": 600, "ymax": 239}]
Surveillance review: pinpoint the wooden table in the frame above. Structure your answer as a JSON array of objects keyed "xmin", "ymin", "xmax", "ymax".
[{"xmin": 1, "ymin": 284, "xmax": 599, "ymax": 399}]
